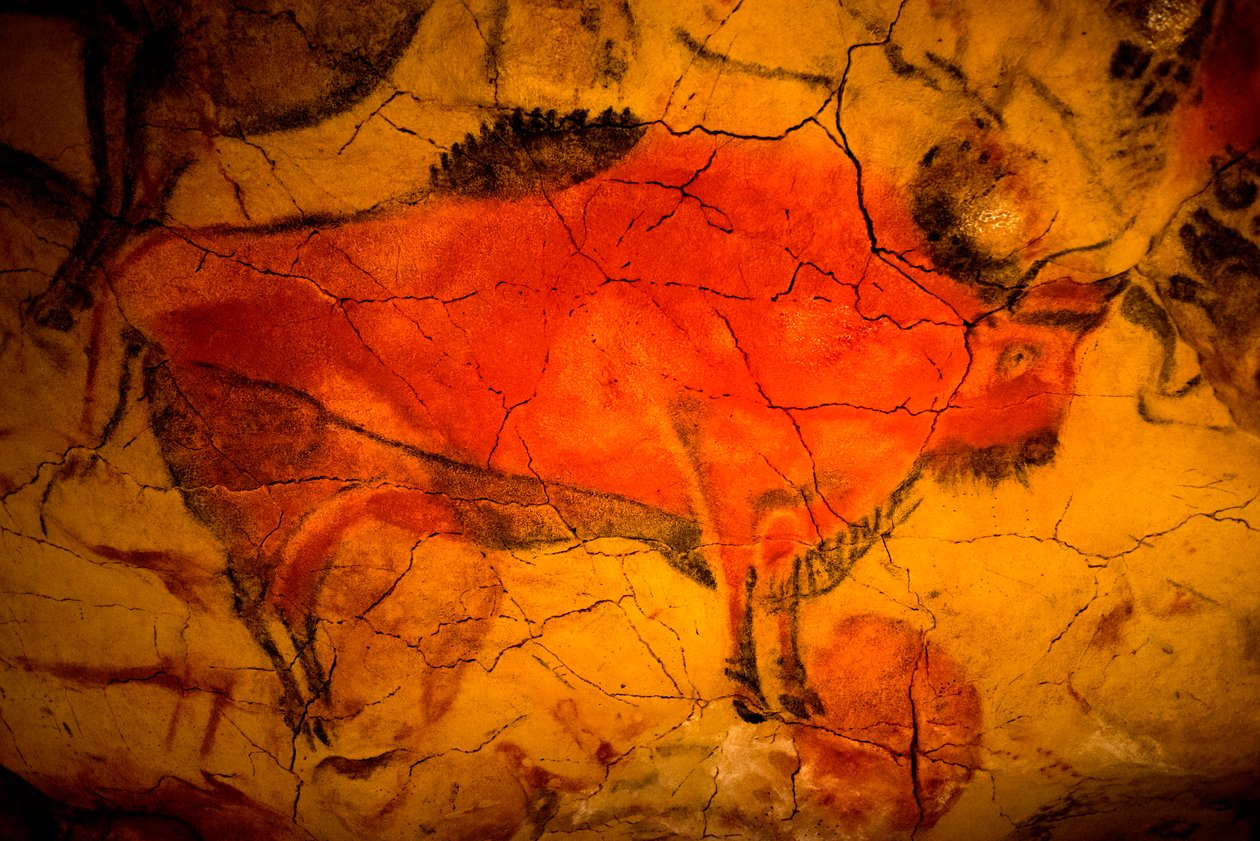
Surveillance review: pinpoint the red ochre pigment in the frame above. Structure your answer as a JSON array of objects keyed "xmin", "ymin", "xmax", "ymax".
[{"xmin": 113, "ymin": 123, "xmax": 1108, "ymax": 719}]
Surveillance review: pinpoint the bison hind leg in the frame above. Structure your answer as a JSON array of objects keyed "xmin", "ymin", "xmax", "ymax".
[
  {"xmin": 225, "ymin": 568, "xmax": 328, "ymax": 741},
  {"xmin": 279, "ymin": 610, "xmax": 334, "ymax": 745}
]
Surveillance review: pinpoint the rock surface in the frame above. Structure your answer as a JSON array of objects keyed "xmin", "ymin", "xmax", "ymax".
[{"xmin": 0, "ymin": 0, "xmax": 1258, "ymax": 838}]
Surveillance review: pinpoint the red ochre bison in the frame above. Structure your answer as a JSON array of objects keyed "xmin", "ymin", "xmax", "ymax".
[{"xmin": 108, "ymin": 114, "xmax": 1116, "ymax": 727}]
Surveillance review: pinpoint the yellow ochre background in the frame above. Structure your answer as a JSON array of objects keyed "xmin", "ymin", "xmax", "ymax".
[{"xmin": 0, "ymin": 0, "xmax": 1258, "ymax": 838}]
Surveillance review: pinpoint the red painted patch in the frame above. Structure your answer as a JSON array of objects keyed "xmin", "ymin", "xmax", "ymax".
[
  {"xmin": 792, "ymin": 613, "xmax": 982, "ymax": 833},
  {"xmin": 1177, "ymin": 1, "xmax": 1260, "ymax": 164}
]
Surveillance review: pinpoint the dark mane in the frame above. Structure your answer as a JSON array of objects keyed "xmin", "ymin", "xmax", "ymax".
[{"xmin": 429, "ymin": 106, "xmax": 646, "ymax": 199}]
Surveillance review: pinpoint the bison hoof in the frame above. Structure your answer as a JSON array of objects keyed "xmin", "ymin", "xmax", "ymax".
[
  {"xmin": 733, "ymin": 696, "xmax": 769, "ymax": 724},
  {"xmin": 779, "ymin": 688, "xmax": 826, "ymax": 720},
  {"xmin": 724, "ymin": 660, "xmax": 764, "ymax": 699}
]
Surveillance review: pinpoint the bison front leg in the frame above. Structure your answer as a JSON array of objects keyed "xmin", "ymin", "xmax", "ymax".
[
  {"xmin": 721, "ymin": 546, "xmax": 768, "ymax": 723},
  {"xmin": 710, "ymin": 503, "xmax": 833, "ymax": 722},
  {"xmin": 718, "ymin": 521, "xmax": 824, "ymax": 723},
  {"xmin": 774, "ymin": 567, "xmax": 824, "ymax": 719},
  {"xmin": 758, "ymin": 508, "xmax": 827, "ymax": 720}
]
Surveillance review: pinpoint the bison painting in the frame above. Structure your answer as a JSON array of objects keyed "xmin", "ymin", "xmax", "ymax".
[{"xmin": 108, "ymin": 110, "xmax": 1117, "ymax": 728}]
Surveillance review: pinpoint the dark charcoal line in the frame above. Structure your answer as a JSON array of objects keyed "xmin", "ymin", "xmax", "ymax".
[{"xmin": 674, "ymin": 27, "xmax": 837, "ymax": 88}]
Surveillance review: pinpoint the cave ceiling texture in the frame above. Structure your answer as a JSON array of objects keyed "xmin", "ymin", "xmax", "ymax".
[{"xmin": 0, "ymin": 0, "xmax": 1259, "ymax": 838}]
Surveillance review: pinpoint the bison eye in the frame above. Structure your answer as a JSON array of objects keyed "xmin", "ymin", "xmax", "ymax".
[{"xmin": 996, "ymin": 343, "xmax": 1039, "ymax": 378}]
